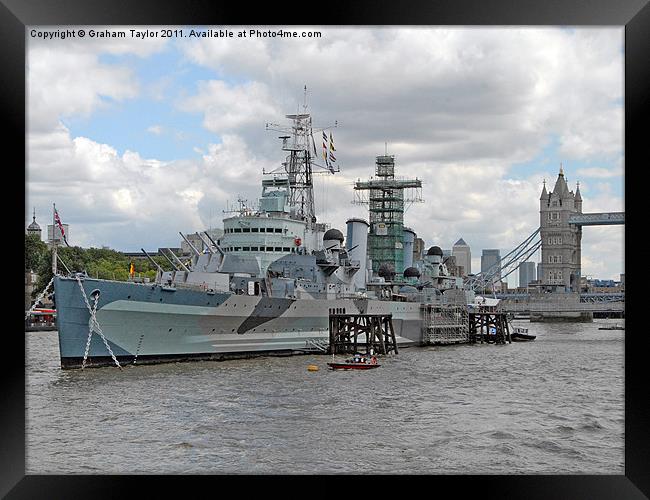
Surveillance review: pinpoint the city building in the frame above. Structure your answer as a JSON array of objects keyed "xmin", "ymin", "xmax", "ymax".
[
  {"xmin": 481, "ymin": 249, "xmax": 501, "ymax": 283},
  {"xmin": 539, "ymin": 166, "xmax": 582, "ymax": 292},
  {"xmin": 47, "ymin": 223, "xmax": 70, "ymax": 246},
  {"xmin": 26, "ymin": 208, "xmax": 42, "ymax": 240},
  {"xmin": 452, "ymin": 238, "xmax": 471, "ymax": 276},
  {"xmin": 583, "ymin": 278, "xmax": 623, "ymax": 293},
  {"xmin": 443, "ymin": 254, "xmax": 460, "ymax": 277},
  {"xmin": 25, "ymin": 210, "xmax": 43, "ymax": 309},
  {"xmin": 180, "ymin": 229, "xmax": 225, "ymax": 255},
  {"xmin": 180, "ymin": 233, "xmax": 206, "ymax": 255},
  {"xmin": 413, "ymin": 237, "xmax": 425, "ymax": 263},
  {"xmin": 519, "ymin": 261, "xmax": 537, "ymax": 288}
]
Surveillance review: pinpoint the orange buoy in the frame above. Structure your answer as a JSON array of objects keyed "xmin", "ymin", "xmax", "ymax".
[{"xmin": 307, "ymin": 364, "xmax": 319, "ymax": 372}]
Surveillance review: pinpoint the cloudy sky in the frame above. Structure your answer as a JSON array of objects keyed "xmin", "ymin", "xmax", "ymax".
[{"xmin": 26, "ymin": 26, "xmax": 624, "ymax": 285}]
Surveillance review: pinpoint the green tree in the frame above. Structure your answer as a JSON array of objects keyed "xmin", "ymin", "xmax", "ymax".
[
  {"xmin": 29, "ymin": 241, "xmax": 176, "ymax": 298},
  {"xmin": 25, "ymin": 233, "xmax": 48, "ymax": 272}
]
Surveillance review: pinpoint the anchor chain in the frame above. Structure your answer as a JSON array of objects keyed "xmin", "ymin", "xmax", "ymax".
[
  {"xmin": 25, "ymin": 275, "xmax": 55, "ymax": 320},
  {"xmin": 80, "ymin": 291, "xmax": 102, "ymax": 370},
  {"xmin": 76, "ymin": 276, "xmax": 122, "ymax": 370}
]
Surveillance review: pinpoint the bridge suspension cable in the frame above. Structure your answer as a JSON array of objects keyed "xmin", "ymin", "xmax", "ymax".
[{"xmin": 465, "ymin": 227, "xmax": 541, "ymax": 292}]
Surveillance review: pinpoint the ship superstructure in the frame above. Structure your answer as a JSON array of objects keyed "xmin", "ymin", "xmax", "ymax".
[
  {"xmin": 353, "ymin": 154, "xmax": 422, "ymax": 277},
  {"xmin": 216, "ymin": 110, "xmax": 335, "ymax": 278},
  {"xmin": 52, "ymin": 99, "xmax": 472, "ymax": 369}
]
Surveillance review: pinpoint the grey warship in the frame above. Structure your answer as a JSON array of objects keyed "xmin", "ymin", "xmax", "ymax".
[{"xmin": 54, "ymin": 104, "xmax": 471, "ymax": 368}]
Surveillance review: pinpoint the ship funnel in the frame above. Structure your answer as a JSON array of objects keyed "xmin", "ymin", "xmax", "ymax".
[
  {"xmin": 403, "ymin": 227, "xmax": 416, "ymax": 271},
  {"xmin": 346, "ymin": 218, "xmax": 369, "ymax": 291}
]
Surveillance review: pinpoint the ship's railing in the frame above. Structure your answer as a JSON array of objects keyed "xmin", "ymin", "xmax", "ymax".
[{"xmin": 304, "ymin": 339, "xmax": 329, "ymax": 352}]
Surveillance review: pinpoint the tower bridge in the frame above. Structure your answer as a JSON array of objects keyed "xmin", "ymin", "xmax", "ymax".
[
  {"xmin": 568, "ymin": 212, "xmax": 625, "ymax": 227},
  {"xmin": 538, "ymin": 166, "xmax": 624, "ymax": 293},
  {"xmin": 467, "ymin": 166, "xmax": 624, "ymax": 297}
]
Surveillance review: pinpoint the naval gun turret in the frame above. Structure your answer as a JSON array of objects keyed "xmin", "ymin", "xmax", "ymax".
[
  {"xmin": 264, "ymin": 227, "xmax": 361, "ymax": 298},
  {"xmin": 314, "ymin": 228, "xmax": 360, "ymax": 279},
  {"xmin": 417, "ymin": 245, "xmax": 463, "ymax": 290}
]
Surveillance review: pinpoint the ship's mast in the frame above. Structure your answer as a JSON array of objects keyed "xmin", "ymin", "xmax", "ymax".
[
  {"xmin": 52, "ymin": 203, "xmax": 57, "ymax": 275},
  {"xmin": 285, "ymin": 113, "xmax": 315, "ymax": 227},
  {"xmin": 265, "ymin": 87, "xmax": 337, "ymax": 231}
]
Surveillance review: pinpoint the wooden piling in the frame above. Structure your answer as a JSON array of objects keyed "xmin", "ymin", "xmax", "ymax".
[
  {"xmin": 468, "ymin": 312, "xmax": 511, "ymax": 345},
  {"xmin": 328, "ymin": 313, "xmax": 398, "ymax": 355}
]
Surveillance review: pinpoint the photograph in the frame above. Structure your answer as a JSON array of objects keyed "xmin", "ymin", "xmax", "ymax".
[
  {"xmin": 23, "ymin": 24, "xmax": 627, "ymax": 476},
  {"xmin": 4, "ymin": 0, "xmax": 643, "ymax": 491}
]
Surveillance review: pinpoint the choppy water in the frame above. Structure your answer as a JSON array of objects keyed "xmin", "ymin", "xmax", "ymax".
[{"xmin": 26, "ymin": 319, "xmax": 624, "ymax": 474}]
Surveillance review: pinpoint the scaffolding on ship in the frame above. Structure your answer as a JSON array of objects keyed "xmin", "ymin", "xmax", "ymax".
[
  {"xmin": 420, "ymin": 299, "xmax": 470, "ymax": 345},
  {"xmin": 353, "ymin": 154, "xmax": 422, "ymax": 276}
]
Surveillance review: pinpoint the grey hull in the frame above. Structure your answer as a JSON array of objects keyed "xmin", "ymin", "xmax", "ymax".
[{"xmin": 55, "ymin": 276, "xmax": 421, "ymax": 368}]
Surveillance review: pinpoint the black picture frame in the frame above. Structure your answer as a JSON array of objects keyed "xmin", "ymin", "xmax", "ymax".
[{"xmin": 5, "ymin": 0, "xmax": 646, "ymax": 497}]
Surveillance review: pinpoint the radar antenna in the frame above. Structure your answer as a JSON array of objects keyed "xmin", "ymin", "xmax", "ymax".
[{"xmin": 263, "ymin": 87, "xmax": 339, "ymax": 229}]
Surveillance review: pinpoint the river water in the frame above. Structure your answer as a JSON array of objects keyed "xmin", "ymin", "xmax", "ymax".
[{"xmin": 25, "ymin": 319, "xmax": 624, "ymax": 474}]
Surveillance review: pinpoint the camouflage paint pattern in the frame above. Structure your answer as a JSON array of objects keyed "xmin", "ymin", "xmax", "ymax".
[{"xmin": 55, "ymin": 276, "xmax": 422, "ymax": 368}]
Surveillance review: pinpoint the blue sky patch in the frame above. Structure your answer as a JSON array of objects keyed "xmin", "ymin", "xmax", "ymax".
[{"xmin": 68, "ymin": 45, "xmax": 222, "ymax": 160}]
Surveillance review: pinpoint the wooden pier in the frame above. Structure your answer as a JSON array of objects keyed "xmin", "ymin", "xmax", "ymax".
[
  {"xmin": 328, "ymin": 314, "xmax": 398, "ymax": 355},
  {"xmin": 468, "ymin": 312, "xmax": 511, "ymax": 344}
]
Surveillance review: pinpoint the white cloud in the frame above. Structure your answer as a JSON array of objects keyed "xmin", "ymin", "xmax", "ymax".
[
  {"xmin": 178, "ymin": 80, "xmax": 281, "ymax": 133},
  {"xmin": 27, "ymin": 123, "xmax": 271, "ymax": 249},
  {"xmin": 28, "ymin": 48, "xmax": 138, "ymax": 132},
  {"xmin": 576, "ymin": 167, "xmax": 621, "ymax": 179},
  {"xmin": 27, "ymin": 29, "xmax": 168, "ymax": 132},
  {"xmin": 147, "ymin": 125, "xmax": 163, "ymax": 135}
]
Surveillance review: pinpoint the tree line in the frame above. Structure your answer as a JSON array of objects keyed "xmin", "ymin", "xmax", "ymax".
[{"xmin": 25, "ymin": 234, "xmax": 172, "ymax": 299}]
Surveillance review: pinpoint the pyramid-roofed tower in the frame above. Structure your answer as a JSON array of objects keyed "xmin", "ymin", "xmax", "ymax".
[{"xmin": 452, "ymin": 237, "xmax": 471, "ymax": 276}]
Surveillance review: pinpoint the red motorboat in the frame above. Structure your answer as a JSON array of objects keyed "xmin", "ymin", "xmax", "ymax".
[{"xmin": 327, "ymin": 354, "xmax": 380, "ymax": 370}]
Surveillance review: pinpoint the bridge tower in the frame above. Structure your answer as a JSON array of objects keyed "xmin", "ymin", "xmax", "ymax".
[{"xmin": 539, "ymin": 166, "xmax": 582, "ymax": 292}]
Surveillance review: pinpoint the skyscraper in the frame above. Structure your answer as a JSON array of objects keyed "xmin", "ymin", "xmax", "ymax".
[
  {"xmin": 452, "ymin": 238, "xmax": 471, "ymax": 276},
  {"xmin": 519, "ymin": 261, "xmax": 536, "ymax": 288},
  {"xmin": 47, "ymin": 223, "xmax": 70, "ymax": 246},
  {"xmin": 413, "ymin": 237, "xmax": 425, "ymax": 263},
  {"xmin": 481, "ymin": 249, "xmax": 501, "ymax": 283}
]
